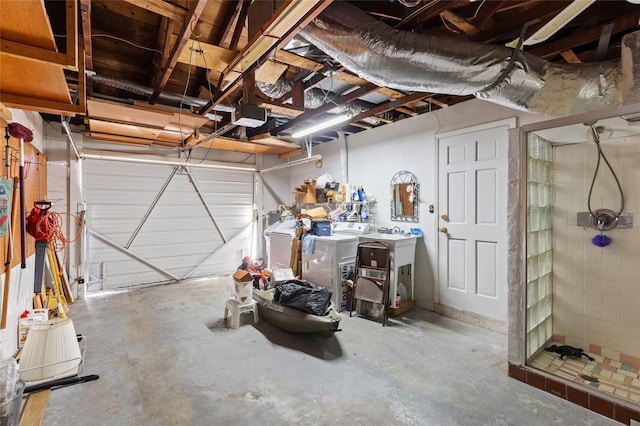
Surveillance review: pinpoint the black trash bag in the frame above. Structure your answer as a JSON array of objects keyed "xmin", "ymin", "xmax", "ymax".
[{"xmin": 273, "ymin": 279, "xmax": 332, "ymax": 316}]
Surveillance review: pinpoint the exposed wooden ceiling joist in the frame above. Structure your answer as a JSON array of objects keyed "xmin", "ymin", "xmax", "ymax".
[
  {"xmin": 121, "ymin": 0, "xmax": 188, "ymax": 22},
  {"xmin": 149, "ymin": 0, "xmax": 208, "ymax": 103}
]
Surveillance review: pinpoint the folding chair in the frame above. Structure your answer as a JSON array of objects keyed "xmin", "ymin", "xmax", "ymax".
[{"xmin": 350, "ymin": 241, "xmax": 391, "ymax": 326}]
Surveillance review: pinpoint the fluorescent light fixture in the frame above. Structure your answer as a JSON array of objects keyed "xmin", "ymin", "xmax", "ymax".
[
  {"xmin": 259, "ymin": 155, "xmax": 322, "ymax": 173},
  {"xmin": 82, "ymin": 151, "xmax": 256, "ymax": 172},
  {"xmin": 291, "ymin": 112, "xmax": 352, "ymax": 138}
]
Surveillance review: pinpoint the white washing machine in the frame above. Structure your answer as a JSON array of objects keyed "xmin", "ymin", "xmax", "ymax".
[
  {"xmin": 264, "ymin": 219, "xmax": 298, "ymax": 270},
  {"xmin": 302, "ymin": 223, "xmax": 369, "ymax": 311}
]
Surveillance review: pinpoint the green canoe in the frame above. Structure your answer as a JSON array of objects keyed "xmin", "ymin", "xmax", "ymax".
[{"xmin": 253, "ymin": 288, "xmax": 341, "ymax": 337}]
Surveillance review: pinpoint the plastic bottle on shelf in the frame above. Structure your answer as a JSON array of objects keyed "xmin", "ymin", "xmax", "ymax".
[
  {"xmin": 357, "ymin": 185, "xmax": 367, "ymax": 202},
  {"xmin": 361, "ymin": 203, "xmax": 369, "ymax": 220}
]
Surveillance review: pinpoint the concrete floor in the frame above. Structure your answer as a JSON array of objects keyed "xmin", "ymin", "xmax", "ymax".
[{"xmin": 40, "ymin": 276, "xmax": 618, "ymax": 426}]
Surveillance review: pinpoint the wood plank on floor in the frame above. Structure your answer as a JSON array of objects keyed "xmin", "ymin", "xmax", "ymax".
[{"xmin": 19, "ymin": 389, "xmax": 51, "ymax": 426}]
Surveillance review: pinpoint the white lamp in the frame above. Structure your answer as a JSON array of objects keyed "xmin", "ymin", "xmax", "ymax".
[
  {"xmin": 291, "ymin": 112, "xmax": 353, "ymax": 138},
  {"xmin": 18, "ymin": 318, "xmax": 83, "ymax": 385}
]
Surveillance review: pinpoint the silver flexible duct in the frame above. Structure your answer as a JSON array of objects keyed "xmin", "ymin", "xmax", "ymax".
[
  {"xmin": 257, "ymin": 79, "xmax": 394, "ymax": 124},
  {"xmin": 299, "ymin": 2, "xmax": 624, "ymax": 117},
  {"xmin": 91, "ymin": 74, "xmax": 235, "ymax": 112}
]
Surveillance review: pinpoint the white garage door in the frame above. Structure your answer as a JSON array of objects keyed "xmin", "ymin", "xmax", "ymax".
[{"xmin": 84, "ymin": 160, "xmax": 254, "ymax": 290}]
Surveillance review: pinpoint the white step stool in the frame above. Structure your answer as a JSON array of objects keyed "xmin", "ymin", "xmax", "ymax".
[{"xmin": 224, "ymin": 298, "xmax": 259, "ymax": 328}]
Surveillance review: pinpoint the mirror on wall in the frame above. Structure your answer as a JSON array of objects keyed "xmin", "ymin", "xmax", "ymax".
[{"xmin": 390, "ymin": 171, "xmax": 418, "ymax": 222}]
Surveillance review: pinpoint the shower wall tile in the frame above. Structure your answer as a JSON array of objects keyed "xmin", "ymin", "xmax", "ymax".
[
  {"xmin": 622, "ymin": 343, "xmax": 640, "ymax": 362},
  {"xmin": 567, "ymin": 237, "xmax": 585, "ymax": 262},
  {"xmin": 603, "ymin": 294, "xmax": 623, "ymax": 310},
  {"xmin": 622, "ymin": 270, "xmax": 640, "ymax": 295},
  {"xmin": 602, "ymin": 270, "xmax": 622, "ymax": 289},
  {"xmin": 567, "ymin": 264, "xmax": 586, "ymax": 287},
  {"xmin": 566, "ymin": 336, "xmax": 587, "ymax": 350},
  {"xmin": 602, "ymin": 347, "xmax": 621, "ymax": 362},
  {"xmin": 603, "ymin": 320, "xmax": 622, "ymax": 338},
  {"xmin": 603, "ymin": 335, "xmax": 622, "ymax": 354},
  {"xmin": 584, "ymin": 260, "xmax": 603, "ymax": 280},
  {"xmin": 553, "ymin": 137, "xmax": 640, "ymax": 363},
  {"xmin": 585, "ymin": 290, "xmax": 602, "ymax": 307},
  {"xmin": 602, "ymin": 253, "xmax": 622, "ymax": 268},
  {"xmin": 553, "ymin": 259, "xmax": 568, "ymax": 280},
  {"xmin": 621, "ymin": 256, "xmax": 640, "ymax": 271},
  {"xmin": 623, "ymin": 326, "xmax": 640, "ymax": 344},
  {"xmin": 623, "ymin": 298, "xmax": 640, "ymax": 327},
  {"xmin": 584, "ymin": 305, "xmax": 602, "ymax": 322},
  {"xmin": 602, "ymin": 306, "xmax": 623, "ymax": 324},
  {"xmin": 567, "ymin": 225, "xmax": 584, "ymax": 238},
  {"xmin": 585, "ymin": 278, "xmax": 603, "ymax": 294}
]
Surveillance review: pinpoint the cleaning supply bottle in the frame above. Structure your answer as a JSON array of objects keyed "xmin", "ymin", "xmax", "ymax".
[
  {"xmin": 350, "ymin": 185, "xmax": 358, "ymax": 202},
  {"xmin": 361, "ymin": 203, "xmax": 369, "ymax": 221},
  {"xmin": 357, "ymin": 185, "xmax": 367, "ymax": 202}
]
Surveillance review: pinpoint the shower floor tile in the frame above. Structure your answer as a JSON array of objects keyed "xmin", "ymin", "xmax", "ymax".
[{"xmin": 530, "ymin": 346, "xmax": 640, "ymax": 407}]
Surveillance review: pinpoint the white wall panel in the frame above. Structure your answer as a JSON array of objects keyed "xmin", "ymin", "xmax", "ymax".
[{"xmin": 85, "ymin": 160, "xmax": 254, "ymax": 290}]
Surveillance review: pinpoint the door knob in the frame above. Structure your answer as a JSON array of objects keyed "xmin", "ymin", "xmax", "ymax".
[
  {"xmin": 439, "ymin": 227, "xmax": 448, "ymax": 233},
  {"xmin": 441, "ymin": 214, "xmax": 448, "ymax": 221}
]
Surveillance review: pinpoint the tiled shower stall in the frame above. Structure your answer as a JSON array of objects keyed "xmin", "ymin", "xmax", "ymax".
[{"xmin": 516, "ymin": 116, "xmax": 640, "ymax": 419}]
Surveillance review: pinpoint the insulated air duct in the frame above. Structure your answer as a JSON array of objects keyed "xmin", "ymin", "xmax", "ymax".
[
  {"xmin": 298, "ymin": 2, "xmax": 636, "ymax": 117},
  {"xmin": 257, "ymin": 80, "xmax": 395, "ymax": 124},
  {"xmin": 91, "ymin": 74, "xmax": 235, "ymax": 112}
]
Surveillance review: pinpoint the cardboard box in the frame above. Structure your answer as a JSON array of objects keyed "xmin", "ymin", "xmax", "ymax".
[
  {"xmin": 294, "ymin": 179, "xmax": 316, "ymax": 204},
  {"xmin": 232, "ymin": 269, "xmax": 253, "ymax": 282}
]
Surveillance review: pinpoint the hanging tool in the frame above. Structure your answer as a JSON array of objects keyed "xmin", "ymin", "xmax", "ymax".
[
  {"xmin": 27, "ymin": 200, "xmax": 52, "ymax": 293},
  {"xmin": 45, "ymin": 248, "xmax": 67, "ymax": 318},
  {"xmin": 7, "ymin": 122, "xmax": 33, "ymax": 268},
  {"xmin": 24, "ymin": 374, "xmax": 100, "ymax": 394},
  {"xmin": 54, "ymin": 250, "xmax": 74, "ymax": 304},
  {"xmin": 1, "ymin": 128, "xmax": 16, "ymax": 329}
]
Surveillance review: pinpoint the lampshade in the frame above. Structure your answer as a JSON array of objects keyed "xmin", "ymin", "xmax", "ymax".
[{"xmin": 18, "ymin": 318, "xmax": 82, "ymax": 384}]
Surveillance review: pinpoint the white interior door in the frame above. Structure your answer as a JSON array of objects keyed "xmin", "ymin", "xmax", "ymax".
[{"xmin": 437, "ymin": 124, "xmax": 509, "ymax": 321}]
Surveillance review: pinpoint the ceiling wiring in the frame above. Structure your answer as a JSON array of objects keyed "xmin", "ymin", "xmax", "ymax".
[
  {"xmin": 472, "ymin": 0, "xmax": 487, "ymax": 19},
  {"xmin": 91, "ymin": 34, "xmax": 163, "ymax": 54}
]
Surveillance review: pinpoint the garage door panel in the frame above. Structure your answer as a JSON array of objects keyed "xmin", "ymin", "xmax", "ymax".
[{"xmin": 86, "ymin": 159, "xmax": 254, "ymax": 290}]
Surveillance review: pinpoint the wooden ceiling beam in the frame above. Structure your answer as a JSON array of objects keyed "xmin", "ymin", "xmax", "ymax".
[
  {"xmin": 274, "ymin": 50, "xmax": 324, "ymax": 73},
  {"xmin": 215, "ymin": 0, "xmax": 243, "ymax": 47},
  {"xmin": 470, "ymin": 0, "xmax": 504, "ymax": 29},
  {"xmin": 228, "ymin": 0, "xmax": 250, "ymax": 51},
  {"xmin": 149, "ymin": 0, "xmax": 208, "ymax": 104},
  {"xmin": 0, "ymin": 40, "xmax": 69, "ymax": 68},
  {"xmin": 529, "ymin": 12, "xmax": 640, "ymax": 59},
  {"xmin": 121, "ymin": 0, "xmax": 187, "ymax": 21},
  {"xmin": 65, "ymin": 0, "xmax": 78, "ymax": 70},
  {"xmin": 198, "ymin": 0, "xmax": 334, "ymax": 116},
  {"xmin": 560, "ymin": 49, "xmax": 582, "ymax": 64},
  {"xmin": 79, "ymin": 0, "xmax": 93, "ymax": 71},
  {"xmin": 347, "ymin": 92, "xmax": 429, "ymax": 125},
  {"xmin": 89, "ymin": 132, "xmax": 155, "ymax": 146},
  {"xmin": 439, "ymin": 10, "xmax": 481, "ymax": 36},
  {"xmin": 394, "ymin": 0, "xmax": 468, "ymax": 30},
  {"xmin": 174, "ymin": 37, "xmax": 236, "ymax": 72},
  {"xmin": 0, "ymin": 93, "xmax": 82, "ymax": 117},
  {"xmin": 496, "ymin": 0, "xmax": 543, "ymax": 14},
  {"xmin": 471, "ymin": 4, "xmax": 566, "ymax": 43}
]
